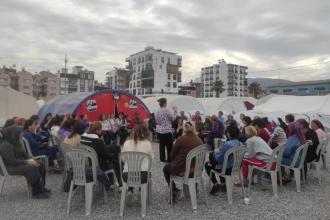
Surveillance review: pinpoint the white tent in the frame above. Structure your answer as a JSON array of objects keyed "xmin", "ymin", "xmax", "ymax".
[
  {"xmin": 141, "ymin": 95, "xmax": 206, "ymax": 116},
  {"xmin": 0, "ymin": 87, "xmax": 39, "ymax": 126},
  {"xmin": 197, "ymin": 97, "xmax": 257, "ymax": 116}
]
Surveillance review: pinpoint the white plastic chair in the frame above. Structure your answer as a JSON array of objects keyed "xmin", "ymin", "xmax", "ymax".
[
  {"xmin": 248, "ymin": 144, "xmax": 285, "ymax": 198},
  {"xmin": 280, "ymin": 142, "xmax": 310, "ymax": 193},
  {"xmin": 307, "ymin": 139, "xmax": 326, "ymax": 185},
  {"xmin": 321, "ymin": 133, "xmax": 330, "ymax": 170},
  {"xmin": 169, "ymin": 144, "xmax": 209, "ymax": 211},
  {"xmin": 80, "ymin": 144, "xmax": 119, "ymax": 198},
  {"xmin": 209, "ymin": 146, "xmax": 246, "ymax": 204},
  {"xmin": 66, "ymin": 150, "xmax": 107, "ymax": 216},
  {"xmin": 0, "ymin": 155, "xmax": 32, "ymax": 198},
  {"xmin": 60, "ymin": 143, "xmax": 75, "ymax": 192},
  {"xmin": 22, "ymin": 137, "xmax": 49, "ymax": 173},
  {"xmin": 119, "ymin": 151, "xmax": 152, "ymax": 218}
]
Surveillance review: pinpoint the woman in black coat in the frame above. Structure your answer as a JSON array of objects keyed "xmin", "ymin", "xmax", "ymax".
[{"xmin": 0, "ymin": 125, "xmax": 50, "ymax": 199}]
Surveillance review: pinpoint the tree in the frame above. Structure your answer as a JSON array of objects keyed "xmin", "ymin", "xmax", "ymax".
[
  {"xmin": 212, "ymin": 80, "xmax": 225, "ymax": 98},
  {"xmin": 248, "ymin": 82, "xmax": 263, "ymax": 98}
]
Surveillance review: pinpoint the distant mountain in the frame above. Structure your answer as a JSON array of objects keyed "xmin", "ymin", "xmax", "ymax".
[{"xmin": 247, "ymin": 78, "xmax": 293, "ymax": 88}]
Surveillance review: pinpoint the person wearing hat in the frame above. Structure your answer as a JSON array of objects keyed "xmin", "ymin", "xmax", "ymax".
[
  {"xmin": 154, "ymin": 98, "xmax": 176, "ymax": 162},
  {"xmin": 268, "ymin": 117, "xmax": 287, "ymax": 149}
]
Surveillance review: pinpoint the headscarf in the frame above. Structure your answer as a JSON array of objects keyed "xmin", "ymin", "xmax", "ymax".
[
  {"xmin": 271, "ymin": 117, "xmax": 281, "ymax": 126},
  {"xmin": 288, "ymin": 122, "xmax": 305, "ymax": 144},
  {"xmin": 2, "ymin": 125, "xmax": 24, "ymax": 147}
]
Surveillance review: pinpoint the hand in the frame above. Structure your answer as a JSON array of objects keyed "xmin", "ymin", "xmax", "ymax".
[{"xmin": 27, "ymin": 159, "xmax": 40, "ymax": 167}]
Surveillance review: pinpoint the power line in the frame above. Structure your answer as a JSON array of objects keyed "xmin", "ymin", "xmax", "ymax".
[{"xmin": 249, "ymin": 60, "xmax": 330, "ymax": 74}]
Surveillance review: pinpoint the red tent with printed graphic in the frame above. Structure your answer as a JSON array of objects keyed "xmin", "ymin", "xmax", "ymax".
[{"xmin": 38, "ymin": 89, "xmax": 150, "ymax": 122}]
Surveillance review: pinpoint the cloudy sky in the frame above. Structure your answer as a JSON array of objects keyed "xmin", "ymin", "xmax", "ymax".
[{"xmin": 1, "ymin": 0, "xmax": 330, "ymax": 82}]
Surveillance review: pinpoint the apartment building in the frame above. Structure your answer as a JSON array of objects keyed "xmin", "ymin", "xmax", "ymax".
[
  {"xmin": 0, "ymin": 72, "xmax": 10, "ymax": 88},
  {"xmin": 201, "ymin": 59, "xmax": 248, "ymax": 97},
  {"xmin": 126, "ymin": 46, "xmax": 182, "ymax": 95},
  {"xmin": 33, "ymin": 71, "xmax": 60, "ymax": 98},
  {"xmin": 59, "ymin": 66, "xmax": 95, "ymax": 94},
  {"xmin": 106, "ymin": 68, "xmax": 130, "ymax": 90},
  {"xmin": 178, "ymin": 78, "xmax": 204, "ymax": 97}
]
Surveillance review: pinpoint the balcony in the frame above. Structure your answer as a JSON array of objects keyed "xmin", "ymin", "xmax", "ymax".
[{"xmin": 141, "ymin": 69, "xmax": 154, "ymax": 79}]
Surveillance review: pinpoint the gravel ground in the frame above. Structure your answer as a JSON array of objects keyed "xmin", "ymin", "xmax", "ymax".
[{"xmin": 1, "ymin": 142, "xmax": 330, "ymax": 220}]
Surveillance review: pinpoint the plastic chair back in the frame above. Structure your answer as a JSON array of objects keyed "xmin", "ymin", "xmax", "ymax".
[
  {"xmin": 0, "ymin": 155, "xmax": 9, "ymax": 176},
  {"xmin": 120, "ymin": 151, "xmax": 152, "ymax": 187},
  {"xmin": 66, "ymin": 150, "xmax": 97, "ymax": 186},
  {"xmin": 184, "ymin": 144, "xmax": 208, "ymax": 180},
  {"xmin": 221, "ymin": 145, "xmax": 246, "ymax": 175},
  {"xmin": 266, "ymin": 144, "xmax": 285, "ymax": 171},
  {"xmin": 22, "ymin": 137, "xmax": 33, "ymax": 157},
  {"xmin": 80, "ymin": 144, "xmax": 100, "ymax": 167},
  {"xmin": 316, "ymin": 139, "xmax": 326, "ymax": 158},
  {"xmin": 290, "ymin": 142, "xmax": 310, "ymax": 169}
]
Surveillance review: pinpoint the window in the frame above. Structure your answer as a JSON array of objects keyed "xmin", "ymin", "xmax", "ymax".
[
  {"xmin": 269, "ymin": 89, "xmax": 278, "ymax": 93},
  {"xmin": 173, "ymin": 74, "xmax": 177, "ymax": 80},
  {"xmin": 138, "ymin": 66, "xmax": 140, "ymax": 72},
  {"xmin": 167, "ymin": 82, "xmax": 171, "ymax": 87},
  {"xmin": 168, "ymin": 57, "xmax": 170, "ymax": 64},
  {"xmin": 177, "ymin": 58, "xmax": 182, "ymax": 66},
  {"xmin": 314, "ymin": 87, "xmax": 325, "ymax": 91},
  {"xmin": 161, "ymin": 57, "xmax": 164, "ymax": 63},
  {"xmin": 133, "ymin": 75, "xmax": 135, "ymax": 80},
  {"xmin": 283, "ymin": 89, "xmax": 293, "ymax": 93},
  {"xmin": 142, "ymin": 57, "xmax": 144, "ymax": 63},
  {"xmin": 160, "ymin": 64, "xmax": 162, "ymax": 69},
  {"xmin": 168, "ymin": 74, "xmax": 170, "ymax": 80},
  {"xmin": 173, "ymin": 82, "xmax": 177, "ymax": 88},
  {"xmin": 138, "ymin": 57, "xmax": 141, "ymax": 64},
  {"xmin": 298, "ymin": 88, "xmax": 308, "ymax": 91}
]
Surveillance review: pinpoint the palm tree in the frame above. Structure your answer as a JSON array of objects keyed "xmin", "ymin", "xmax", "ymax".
[
  {"xmin": 248, "ymin": 82, "xmax": 262, "ymax": 98},
  {"xmin": 212, "ymin": 80, "xmax": 225, "ymax": 98}
]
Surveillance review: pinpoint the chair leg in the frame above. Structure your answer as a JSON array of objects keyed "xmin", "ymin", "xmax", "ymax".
[
  {"xmin": 238, "ymin": 172, "xmax": 245, "ymax": 198},
  {"xmin": 225, "ymin": 176, "xmax": 233, "ymax": 204},
  {"xmin": 316, "ymin": 162, "xmax": 322, "ymax": 185},
  {"xmin": 147, "ymin": 178, "xmax": 152, "ymax": 204},
  {"xmin": 119, "ymin": 184, "xmax": 127, "ymax": 216},
  {"xmin": 27, "ymin": 182, "xmax": 32, "ymax": 199},
  {"xmin": 302, "ymin": 167, "xmax": 306, "ymax": 185},
  {"xmin": 247, "ymin": 166, "xmax": 253, "ymax": 197},
  {"xmin": 278, "ymin": 169, "xmax": 283, "ymax": 189},
  {"xmin": 103, "ymin": 185, "xmax": 108, "ymax": 203},
  {"xmin": 85, "ymin": 183, "xmax": 94, "ymax": 216},
  {"xmin": 141, "ymin": 184, "xmax": 148, "ymax": 218},
  {"xmin": 0, "ymin": 177, "xmax": 5, "ymax": 195},
  {"xmin": 200, "ymin": 178, "xmax": 208, "ymax": 207},
  {"xmin": 66, "ymin": 182, "xmax": 74, "ymax": 214},
  {"xmin": 169, "ymin": 178, "xmax": 173, "ymax": 204},
  {"xmin": 293, "ymin": 169, "xmax": 301, "ymax": 193},
  {"xmin": 321, "ymin": 154, "xmax": 327, "ymax": 170},
  {"xmin": 270, "ymin": 171, "xmax": 278, "ymax": 198},
  {"xmin": 188, "ymin": 180, "xmax": 197, "ymax": 211}
]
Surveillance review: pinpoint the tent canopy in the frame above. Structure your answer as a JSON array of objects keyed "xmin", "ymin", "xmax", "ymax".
[
  {"xmin": 142, "ymin": 95, "xmax": 206, "ymax": 115},
  {"xmin": 197, "ymin": 97, "xmax": 257, "ymax": 116},
  {"xmin": 38, "ymin": 89, "xmax": 150, "ymax": 122},
  {"xmin": 0, "ymin": 87, "xmax": 38, "ymax": 125}
]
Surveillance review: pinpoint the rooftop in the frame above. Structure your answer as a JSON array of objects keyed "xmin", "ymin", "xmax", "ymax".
[{"xmin": 267, "ymin": 79, "xmax": 330, "ymax": 88}]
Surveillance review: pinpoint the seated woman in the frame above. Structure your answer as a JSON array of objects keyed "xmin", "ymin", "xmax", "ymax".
[
  {"xmin": 99, "ymin": 113, "xmax": 112, "ymax": 145},
  {"xmin": 63, "ymin": 121, "xmax": 86, "ymax": 148},
  {"xmin": 311, "ymin": 119, "xmax": 326, "ymax": 141},
  {"xmin": 236, "ymin": 126, "xmax": 273, "ymax": 186},
  {"xmin": 23, "ymin": 119, "xmax": 61, "ymax": 171},
  {"xmin": 268, "ymin": 118, "xmax": 287, "ymax": 149},
  {"xmin": 163, "ymin": 122, "xmax": 203, "ymax": 202},
  {"xmin": 0, "ymin": 125, "xmax": 50, "ymax": 199},
  {"xmin": 58, "ymin": 119, "xmax": 75, "ymax": 140},
  {"xmin": 206, "ymin": 115, "xmax": 224, "ymax": 150},
  {"xmin": 205, "ymin": 124, "xmax": 242, "ymax": 195},
  {"xmin": 50, "ymin": 115, "xmax": 64, "ymax": 139},
  {"xmin": 252, "ymin": 118, "xmax": 270, "ymax": 143},
  {"xmin": 281, "ymin": 122, "xmax": 306, "ymax": 183},
  {"xmin": 116, "ymin": 112, "xmax": 129, "ymax": 145},
  {"xmin": 81, "ymin": 122, "xmax": 122, "ymax": 187},
  {"xmin": 238, "ymin": 116, "xmax": 252, "ymax": 143},
  {"xmin": 122, "ymin": 124, "xmax": 154, "ymax": 202}
]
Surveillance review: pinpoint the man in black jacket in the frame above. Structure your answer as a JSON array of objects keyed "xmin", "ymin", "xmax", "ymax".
[
  {"xmin": 297, "ymin": 119, "xmax": 319, "ymax": 178},
  {"xmin": 81, "ymin": 122, "xmax": 122, "ymax": 187}
]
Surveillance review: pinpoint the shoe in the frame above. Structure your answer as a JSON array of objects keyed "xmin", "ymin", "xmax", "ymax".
[
  {"xmin": 33, "ymin": 192, "xmax": 50, "ymax": 199},
  {"xmin": 209, "ymin": 184, "xmax": 221, "ymax": 195},
  {"xmin": 219, "ymin": 184, "xmax": 227, "ymax": 192},
  {"xmin": 282, "ymin": 178, "xmax": 292, "ymax": 185},
  {"xmin": 234, "ymin": 181, "xmax": 248, "ymax": 187},
  {"xmin": 44, "ymin": 188, "xmax": 51, "ymax": 193}
]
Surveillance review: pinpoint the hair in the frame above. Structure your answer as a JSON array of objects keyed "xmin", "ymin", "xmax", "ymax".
[
  {"xmin": 71, "ymin": 113, "xmax": 77, "ymax": 119},
  {"xmin": 285, "ymin": 114, "xmax": 295, "ymax": 123},
  {"xmin": 278, "ymin": 117, "xmax": 288, "ymax": 130},
  {"xmin": 297, "ymin": 119, "xmax": 309, "ymax": 129},
  {"xmin": 183, "ymin": 121, "xmax": 197, "ymax": 135},
  {"xmin": 42, "ymin": 113, "xmax": 52, "ymax": 124},
  {"xmin": 133, "ymin": 124, "xmax": 150, "ymax": 146},
  {"xmin": 243, "ymin": 116, "xmax": 252, "ymax": 126},
  {"xmin": 29, "ymin": 115, "xmax": 39, "ymax": 122},
  {"xmin": 218, "ymin": 111, "xmax": 223, "ymax": 116},
  {"xmin": 211, "ymin": 115, "xmax": 218, "ymax": 122},
  {"xmin": 15, "ymin": 118, "xmax": 26, "ymax": 126},
  {"xmin": 245, "ymin": 126, "xmax": 257, "ymax": 138},
  {"xmin": 158, "ymin": 98, "xmax": 167, "ymax": 107},
  {"xmin": 79, "ymin": 114, "xmax": 85, "ymax": 120},
  {"xmin": 311, "ymin": 119, "xmax": 324, "ymax": 131},
  {"xmin": 225, "ymin": 124, "xmax": 240, "ymax": 139},
  {"xmin": 61, "ymin": 118, "xmax": 76, "ymax": 131},
  {"xmin": 50, "ymin": 115, "xmax": 64, "ymax": 127},
  {"xmin": 99, "ymin": 113, "xmax": 105, "ymax": 121},
  {"xmin": 3, "ymin": 119, "xmax": 15, "ymax": 128},
  {"xmin": 251, "ymin": 118, "xmax": 265, "ymax": 129},
  {"xmin": 24, "ymin": 119, "xmax": 36, "ymax": 130},
  {"xmin": 288, "ymin": 122, "xmax": 305, "ymax": 144},
  {"xmin": 2, "ymin": 125, "xmax": 23, "ymax": 144},
  {"xmin": 88, "ymin": 121, "xmax": 102, "ymax": 134},
  {"xmin": 68, "ymin": 121, "xmax": 86, "ymax": 138},
  {"xmin": 261, "ymin": 117, "xmax": 269, "ymax": 125}
]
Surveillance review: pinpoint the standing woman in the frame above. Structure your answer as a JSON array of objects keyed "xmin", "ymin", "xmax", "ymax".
[{"xmin": 155, "ymin": 98, "xmax": 175, "ymax": 162}]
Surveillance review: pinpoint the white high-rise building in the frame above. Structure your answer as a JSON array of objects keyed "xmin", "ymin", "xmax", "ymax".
[
  {"xmin": 126, "ymin": 46, "xmax": 182, "ymax": 95},
  {"xmin": 201, "ymin": 59, "xmax": 248, "ymax": 97}
]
